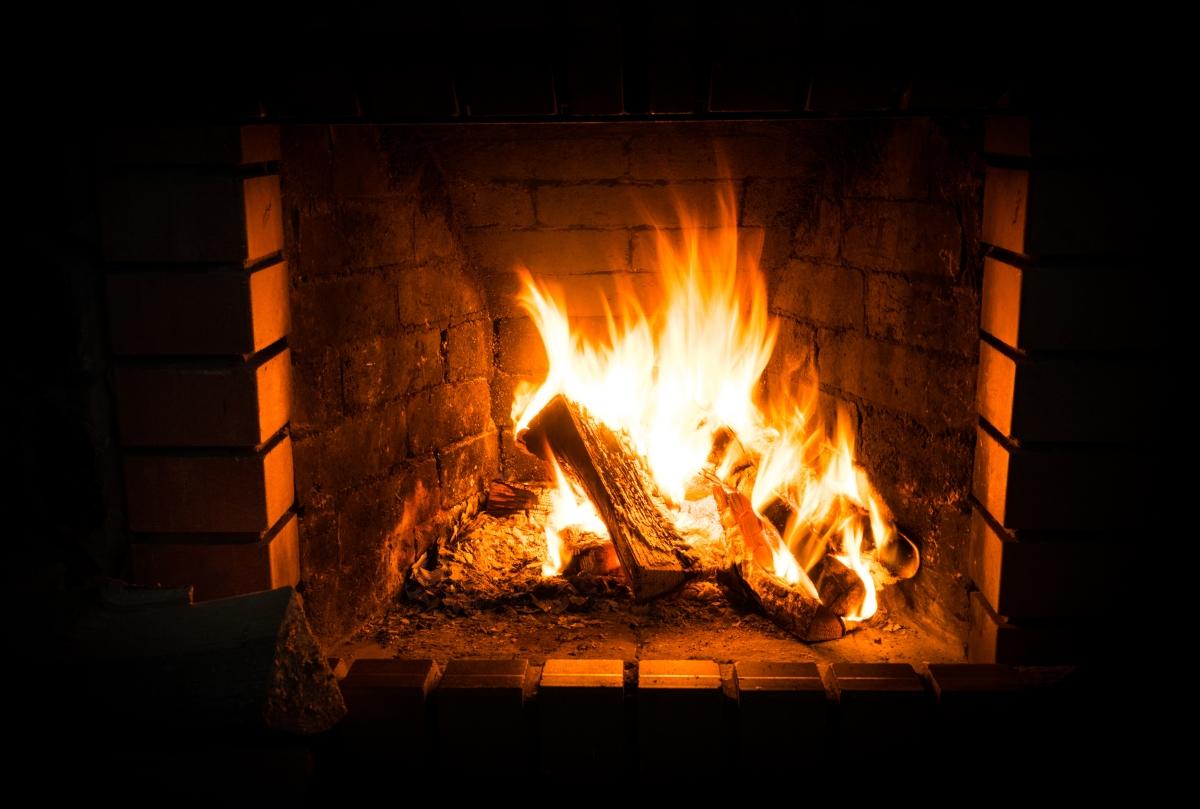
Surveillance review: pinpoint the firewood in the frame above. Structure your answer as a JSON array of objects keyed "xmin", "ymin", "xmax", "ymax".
[
  {"xmin": 486, "ymin": 479, "xmax": 539, "ymax": 516},
  {"xmin": 561, "ymin": 528, "xmax": 623, "ymax": 577},
  {"xmin": 65, "ymin": 584, "xmax": 345, "ymax": 734},
  {"xmin": 519, "ymin": 395, "xmax": 693, "ymax": 599},
  {"xmin": 713, "ymin": 486, "xmax": 844, "ymax": 642},
  {"xmin": 815, "ymin": 555, "xmax": 868, "ymax": 618}
]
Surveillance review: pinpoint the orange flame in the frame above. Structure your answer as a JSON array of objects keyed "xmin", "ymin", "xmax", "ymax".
[
  {"xmin": 513, "ymin": 186, "xmax": 907, "ymax": 624},
  {"xmin": 542, "ymin": 456, "xmax": 609, "ymax": 576}
]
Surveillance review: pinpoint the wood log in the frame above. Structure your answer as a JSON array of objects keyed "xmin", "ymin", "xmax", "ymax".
[
  {"xmin": 519, "ymin": 394, "xmax": 693, "ymax": 599},
  {"xmin": 65, "ymin": 584, "xmax": 345, "ymax": 734},
  {"xmin": 561, "ymin": 528, "xmax": 623, "ymax": 577},
  {"xmin": 486, "ymin": 479, "xmax": 538, "ymax": 516},
  {"xmin": 815, "ymin": 555, "xmax": 868, "ymax": 618},
  {"xmin": 713, "ymin": 486, "xmax": 844, "ymax": 642}
]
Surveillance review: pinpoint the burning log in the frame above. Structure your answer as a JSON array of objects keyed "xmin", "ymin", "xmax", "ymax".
[
  {"xmin": 519, "ymin": 394, "xmax": 693, "ymax": 599},
  {"xmin": 64, "ymin": 584, "xmax": 346, "ymax": 734},
  {"xmin": 486, "ymin": 479, "xmax": 539, "ymax": 516},
  {"xmin": 561, "ymin": 528, "xmax": 623, "ymax": 577},
  {"xmin": 713, "ymin": 487, "xmax": 844, "ymax": 642},
  {"xmin": 815, "ymin": 555, "xmax": 868, "ymax": 618}
]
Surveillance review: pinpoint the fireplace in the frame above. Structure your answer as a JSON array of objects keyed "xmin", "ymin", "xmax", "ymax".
[{"xmin": 19, "ymin": 8, "xmax": 1162, "ymax": 790}]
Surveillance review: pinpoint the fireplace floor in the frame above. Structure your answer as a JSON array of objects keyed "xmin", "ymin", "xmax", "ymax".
[{"xmin": 340, "ymin": 493, "xmax": 964, "ymax": 664}]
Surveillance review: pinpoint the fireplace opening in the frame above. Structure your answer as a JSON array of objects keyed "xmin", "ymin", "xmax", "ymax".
[{"xmin": 21, "ymin": 9, "xmax": 1167, "ymax": 785}]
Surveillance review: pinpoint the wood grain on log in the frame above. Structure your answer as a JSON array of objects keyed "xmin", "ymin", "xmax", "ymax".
[
  {"xmin": 519, "ymin": 395, "xmax": 692, "ymax": 599},
  {"xmin": 486, "ymin": 479, "xmax": 539, "ymax": 516}
]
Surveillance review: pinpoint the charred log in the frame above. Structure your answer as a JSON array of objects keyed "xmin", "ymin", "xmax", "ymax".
[
  {"xmin": 486, "ymin": 479, "xmax": 539, "ymax": 516},
  {"xmin": 519, "ymin": 395, "xmax": 693, "ymax": 599},
  {"xmin": 815, "ymin": 555, "xmax": 868, "ymax": 618},
  {"xmin": 713, "ymin": 486, "xmax": 844, "ymax": 642}
]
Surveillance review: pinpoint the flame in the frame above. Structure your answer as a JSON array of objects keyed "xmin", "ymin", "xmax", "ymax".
[
  {"xmin": 513, "ymin": 185, "xmax": 907, "ymax": 625},
  {"xmin": 542, "ymin": 456, "xmax": 609, "ymax": 576}
]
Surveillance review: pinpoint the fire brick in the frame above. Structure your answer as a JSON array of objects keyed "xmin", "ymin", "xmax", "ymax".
[
  {"xmin": 734, "ymin": 661, "xmax": 829, "ymax": 766},
  {"xmin": 981, "ymin": 256, "xmax": 1167, "ymax": 351},
  {"xmin": 969, "ymin": 507, "xmax": 1119, "ymax": 619},
  {"xmin": 772, "ymin": 259, "xmax": 865, "ymax": 330},
  {"xmin": 538, "ymin": 659, "xmax": 625, "ymax": 776},
  {"xmin": 405, "ymin": 378, "xmax": 492, "ymax": 455},
  {"xmin": 976, "ymin": 340, "xmax": 1147, "ymax": 443},
  {"xmin": 100, "ymin": 172, "xmax": 283, "ymax": 264},
  {"xmin": 972, "ymin": 426, "xmax": 1144, "ymax": 530},
  {"xmin": 446, "ymin": 319, "xmax": 492, "ymax": 382},
  {"xmin": 463, "ymin": 229, "xmax": 632, "ymax": 276},
  {"xmin": 129, "ymin": 511, "xmax": 300, "ymax": 601},
  {"xmin": 338, "ymin": 658, "xmax": 438, "ymax": 740},
  {"xmin": 926, "ymin": 663, "xmax": 1023, "ymax": 756},
  {"xmin": 437, "ymin": 430, "xmax": 500, "ymax": 506},
  {"xmin": 99, "ymin": 125, "xmax": 280, "ymax": 166},
  {"xmin": 982, "ymin": 166, "xmax": 1149, "ymax": 257},
  {"xmin": 114, "ymin": 348, "xmax": 291, "ymax": 447},
  {"xmin": 830, "ymin": 663, "xmax": 928, "ymax": 752},
  {"xmin": 637, "ymin": 660, "xmax": 725, "ymax": 776},
  {"xmin": 436, "ymin": 659, "xmax": 529, "ymax": 772},
  {"xmin": 124, "ymin": 434, "xmax": 294, "ymax": 533},
  {"xmin": 968, "ymin": 591, "xmax": 1092, "ymax": 664},
  {"xmin": 842, "ymin": 199, "xmax": 961, "ymax": 278},
  {"xmin": 107, "ymin": 261, "xmax": 290, "ymax": 356}
]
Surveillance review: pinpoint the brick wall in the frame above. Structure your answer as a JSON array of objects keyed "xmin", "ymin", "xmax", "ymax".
[
  {"xmin": 282, "ymin": 127, "xmax": 498, "ymax": 641},
  {"xmin": 428, "ymin": 119, "xmax": 983, "ymax": 637}
]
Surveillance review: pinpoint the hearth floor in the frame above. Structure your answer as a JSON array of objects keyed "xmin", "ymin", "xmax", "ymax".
[{"xmin": 341, "ymin": 498, "xmax": 963, "ymax": 664}]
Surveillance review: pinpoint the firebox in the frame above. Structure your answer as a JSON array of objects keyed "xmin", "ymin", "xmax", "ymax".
[{"xmin": 19, "ymin": 8, "xmax": 1163, "ymax": 790}]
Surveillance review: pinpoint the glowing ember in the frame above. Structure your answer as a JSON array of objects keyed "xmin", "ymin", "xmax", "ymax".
[{"xmin": 511, "ymin": 186, "xmax": 916, "ymax": 624}]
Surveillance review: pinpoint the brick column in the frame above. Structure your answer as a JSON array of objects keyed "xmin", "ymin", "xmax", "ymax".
[
  {"xmin": 99, "ymin": 126, "xmax": 299, "ymax": 600},
  {"xmin": 969, "ymin": 116, "xmax": 1157, "ymax": 662}
]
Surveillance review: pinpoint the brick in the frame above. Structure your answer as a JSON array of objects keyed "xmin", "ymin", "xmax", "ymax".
[
  {"xmin": 628, "ymin": 129, "xmax": 818, "ymax": 180},
  {"xmin": 968, "ymin": 591, "xmax": 1093, "ymax": 664},
  {"xmin": 448, "ymin": 183, "xmax": 535, "ymax": 228},
  {"xmin": 830, "ymin": 663, "xmax": 927, "ymax": 750},
  {"xmin": 341, "ymin": 330, "xmax": 443, "ymax": 412},
  {"xmin": 298, "ymin": 506, "xmax": 339, "ymax": 574},
  {"xmin": 290, "ymin": 274, "xmax": 398, "ymax": 352},
  {"xmin": 437, "ymin": 429, "xmax": 500, "ymax": 505},
  {"xmin": 637, "ymin": 660, "xmax": 724, "ymax": 774},
  {"xmin": 124, "ymin": 435, "xmax": 294, "ymax": 533},
  {"xmin": 495, "ymin": 317, "xmax": 548, "ymax": 375},
  {"xmin": 734, "ymin": 662, "xmax": 828, "ymax": 764},
  {"xmin": 536, "ymin": 182, "xmax": 725, "ymax": 229},
  {"xmin": 446, "ymin": 319, "xmax": 491, "ymax": 381},
  {"xmin": 843, "ymin": 199, "xmax": 961, "ymax": 277},
  {"xmin": 296, "ymin": 199, "xmax": 416, "ymax": 278},
  {"xmin": 818, "ymin": 331, "xmax": 976, "ymax": 429},
  {"xmin": 107, "ymin": 261, "xmax": 290, "ymax": 356},
  {"xmin": 436, "ymin": 133, "xmax": 627, "ymax": 181},
  {"xmin": 464, "ymin": 229, "xmax": 630, "ymax": 276},
  {"xmin": 785, "ymin": 190, "xmax": 840, "ymax": 261},
  {"xmin": 969, "ymin": 507, "xmax": 1119, "ymax": 619},
  {"xmin": 764, "ymin": 318, "xmax": 817, "ymax": 400},
  {"xmin": 866, "ymin": 275, "xmax": 978, "ymax": 356},
  {"xmin": 406, "ymin": 378, "xmax": 492, "ymax": 455},
  {"xmin": 395, "ymin": 262, "xmax": 488, "ymax": 329},
  {"xmin": 437, "ymin": 659, "xmax": 529, "ymax": 771},
  {"xmin": 289, "ymin": 346, "xmax": 342, "ymax": 431},
  {"xmin": 977, "ymin": 341, "xmax": 1148, "ymax": 443},
  {"xmin": 491, "ymin": 370, "xmax": 539, "ymax": 429},
  {"xmin": 293, "ymin": 401, "xmax": 407, "ymax": 498},
  {"xmin": 844, "ymin": 118, "xmax": 942, "ymax": 201},
  {"xmin": 539, "ymin": 659, "xmax": 625, "ymax": 775},
  {"xmin": 981, "ymin": 256, "xmax": 1167, "ymax": 351},
  {"xmin": 500, "ymin": 427, "xmax": 548, "ymax": 482},
  {"xmin": 114, "ymin": 348, "xmax": 291, "ymax": 447},
  {"xmin": 336, "ymin": 467, "xmax": 431, "ymax": 581},
  {"xmin": 100, "ymin": 173, "xmax": 282, "ymax": 263},
  {"xmin": 741, "ymin": 178, "xmax": 814, "ymax": 228},
  {"xmin": 982, "ymin": 166, "xmax": 1149, "ymax": 257},
  {"xmin": 338, "ymin": 658, "xmax": 437, "ymax": 739},
  {"xmin": 99, "ymin": 126, "xmax": 280, "ymax": 166},
  {"xmin": 129, "ymin": 511, "xmax": 299, "ymax": 600},
  {"xmin": 973, "ymin": 426, "xmax": 1146, "ymax": 531},
  {"xmin": 772, "ymin": 259, "xmax": 864, "ymax": 329}
]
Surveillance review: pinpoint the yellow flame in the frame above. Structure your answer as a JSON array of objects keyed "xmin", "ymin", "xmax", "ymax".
[
  {"xmin": 513, "ymin": 186, "xmax": 904, "ymax": 622},
  {"xmin": 542, "ymin": 456, "xmax": 609, "ymax": 576}
]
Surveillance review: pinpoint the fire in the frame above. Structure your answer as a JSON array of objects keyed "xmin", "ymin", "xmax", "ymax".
[
  {"xmin": 541, "ymin": 456, "xmax": 609, "ymax": 576},
  {"xmin": 512, "ymin": 186, "xmax": 912, "ymax": 624}
]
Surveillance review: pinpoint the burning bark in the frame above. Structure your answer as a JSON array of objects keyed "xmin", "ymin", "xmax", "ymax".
[
  {"xmin": 713, "ymin": 486, "xmax": 845, "ymax": 642},
  {"xmin": 519, "ymin": 394, "xmax": 693, "ymax": 599}
]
